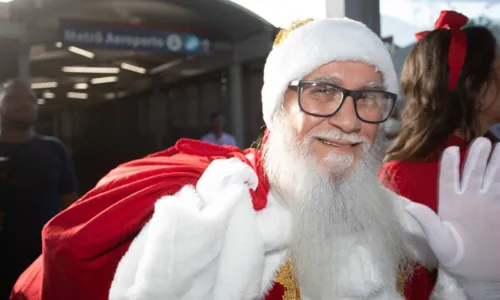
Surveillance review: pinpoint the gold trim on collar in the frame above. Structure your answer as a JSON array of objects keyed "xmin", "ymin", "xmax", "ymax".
[
  {"xmin": 275, "ymin": 259, "xmax": 301, "ymax": 300},
  {"xmin": 274, "ymin": 259, "xmax": 407, "ymax": 299}
]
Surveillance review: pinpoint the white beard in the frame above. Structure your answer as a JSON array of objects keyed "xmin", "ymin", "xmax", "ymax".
[{"xmin": 263, "ymin": 114, "xmax": 411, "ymax": 299}]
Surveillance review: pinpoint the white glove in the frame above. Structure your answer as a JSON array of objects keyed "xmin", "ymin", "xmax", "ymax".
[
  {"xmin": 406, "ymin": 137, "xmax": 500, "ymax": 300},
  {"xmin": 111, "ymin": 157, "xmax": 260, "ymax": 300},
  {"xmin": 198, "ymin": 159, "xmax": 265, "ymax": 300},
  {"xmin": 196, "ymin": 157, "xmax": 258, "ymax": 210}
]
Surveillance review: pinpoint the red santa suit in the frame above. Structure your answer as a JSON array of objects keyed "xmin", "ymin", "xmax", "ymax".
[
  {"xmin": 11, "ymin": 17, "xmax": 472, "ymax": 300},
  {"xmin": 11, "ymin": 139, "xmax": 292, "ymax": 300}
]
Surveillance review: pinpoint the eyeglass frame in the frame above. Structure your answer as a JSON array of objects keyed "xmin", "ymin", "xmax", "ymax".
[{"xmin": 288, "ymin": 80, "xmax": 398, "ymax": 124}]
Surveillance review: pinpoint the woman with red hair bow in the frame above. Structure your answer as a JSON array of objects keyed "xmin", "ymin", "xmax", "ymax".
[{"xmin": 380, "ymin": 10, "xmax": 500, "ymax": 300}]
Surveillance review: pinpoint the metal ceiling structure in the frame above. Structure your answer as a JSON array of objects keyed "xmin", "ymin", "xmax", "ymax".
[{"xmin": 1, "ymin": 0, "xmax": 276, "ymax": 109}]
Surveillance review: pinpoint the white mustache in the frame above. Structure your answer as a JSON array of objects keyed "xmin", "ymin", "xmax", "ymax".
[{"xmin": 309, "ymin": 130, "xmax": 368, "ymax": 144}]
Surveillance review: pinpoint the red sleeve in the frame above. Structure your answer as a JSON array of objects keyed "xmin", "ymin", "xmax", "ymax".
[
  {"xmin": 380, "ymin": 162, "xmax": 438, "ymax": 212},
  {"xmin": 380, "ymin": 162, "xmax": 438, "ymax": 300},
  {"xmin": 379, "ymin": 162, "xmax": 412, "ymax": 198}
]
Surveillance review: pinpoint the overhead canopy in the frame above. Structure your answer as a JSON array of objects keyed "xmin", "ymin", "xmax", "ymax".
[{"xmin": 6, "ymin": 0, "xmax": 276, "ymax": 108}]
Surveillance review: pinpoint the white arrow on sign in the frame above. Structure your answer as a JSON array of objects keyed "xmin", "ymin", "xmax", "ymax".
[{"xmin": 200, "ymin": 39, "xmax": 212, "ymax": 54}]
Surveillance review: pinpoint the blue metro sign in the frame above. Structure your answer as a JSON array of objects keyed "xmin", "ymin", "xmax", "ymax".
[{"xmin": 58, "ymin": 20, "xmax": 213, "ymax": 55}]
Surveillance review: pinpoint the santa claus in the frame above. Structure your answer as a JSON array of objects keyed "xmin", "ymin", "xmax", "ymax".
[{"xmin": 11, "ymin": 17, "xmax": 500, "ymax": 300}]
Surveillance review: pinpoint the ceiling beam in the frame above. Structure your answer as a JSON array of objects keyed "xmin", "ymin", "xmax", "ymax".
[
  {"xmin": 27, "ymin": 28, "xmax": 58, "ymax": 44},
  {"xmin": 233, "ymin": 31, "xmax": 273, "ymax": 64}
]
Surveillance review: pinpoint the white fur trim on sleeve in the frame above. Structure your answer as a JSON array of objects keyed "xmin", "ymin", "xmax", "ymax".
[
  {"xmin": 387, "ymin": 188, "xmax": 438, "ymax": 268},
  {"xmin": 430, "ymin": 269, "xmax": 467, "ymax": 300},
  {"xmin": 110, "ymin": 185, "xmax": 224, "ymax": 300},
  {"xmin": 262, "ymin": 18, "xmax": 398, "ymax": 129},
  {"xmin": 257, "ymin": 190, "xmax": 292, "ymax": 294},
  {"xmin": 109, "ymin": 171, "xmax": 293, "ymax": 300}
]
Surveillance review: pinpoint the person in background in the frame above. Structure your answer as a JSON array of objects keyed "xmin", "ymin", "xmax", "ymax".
[
  {"xmin": 380, "ymin": 11, "xmax": 500, "ymax": 300},
  {"xmin": 201, "ymin": 112, "xmax": 237, "ymax": 146},
  {"xmin": 0, "ymin": 79, "xmax": 78, "ymax": 299}
]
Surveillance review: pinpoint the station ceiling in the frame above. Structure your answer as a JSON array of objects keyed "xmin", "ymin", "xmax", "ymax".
[{"xmin": 4, "ymin": 0, "xmax": 276, "ymax": 108}]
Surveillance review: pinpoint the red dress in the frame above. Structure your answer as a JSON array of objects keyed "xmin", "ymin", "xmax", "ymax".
[{"xmin": 380, "ymin": 135, "xmax": 468, "ymax": 300}]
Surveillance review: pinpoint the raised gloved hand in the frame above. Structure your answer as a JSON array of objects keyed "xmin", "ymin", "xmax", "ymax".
[{"xmin": 406, "ymin": 137, "xmax": 500, "ymax": 300}]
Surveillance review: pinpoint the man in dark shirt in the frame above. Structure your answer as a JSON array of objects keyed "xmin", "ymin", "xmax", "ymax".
[{"xmin": 0, "ymin": 79, "xmax": 78, "ymax": 298}]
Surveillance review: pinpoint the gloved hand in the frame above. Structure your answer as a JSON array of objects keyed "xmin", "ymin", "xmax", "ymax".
[
  {"xmin": 197, "ymin": 158, "xmax": 265, "ymax": 299},
  {"xmin": 113, "ymin": 157, "xmax": 261, "ymax": 300},
  {"xmin": 196, "ymin": 157, "xmax": 258, "ymax": 211},
  {"xmin": 406, "ymin": 137, "xmax": 500, "ymax": 300}
]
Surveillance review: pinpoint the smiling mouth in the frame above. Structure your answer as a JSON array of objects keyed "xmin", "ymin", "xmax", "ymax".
[{"xmin": 316, "ymin": 137, "xmax": 360, "ymax": 148}]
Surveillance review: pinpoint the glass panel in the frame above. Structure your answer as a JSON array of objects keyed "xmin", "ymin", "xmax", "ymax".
[{"xmin": 301, "ymin": 82, "xmax": 343, "ymax": 115}]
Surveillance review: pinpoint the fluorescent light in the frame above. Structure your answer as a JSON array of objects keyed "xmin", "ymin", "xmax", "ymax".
[
  {"xmin": 55, "ymin": 42, "xmax": 63, "ymax": 48},
  {"xmin": 42, "ymin": 92, "xmax": 55, "ymax": 99},
  {"xmin": 0, "ymin": 0, "xmax": 15, "ymax": 3},
  {"xmin": 90, "ymin": 76, "xmax": 118, "ymax": 84},
  {"xmin": 37, "ymin": 99, "xmax": 46, "ymax": 105},
  {"xmin": 62, "ymin": 66, "xmax": 120, "ymax": 74},
  {"xmin": 67, "ymin": 92, "xmax": 88, "ymax": 99},
  {"xmin": 31, "ymin": 82, "xmax": 58, "ymax": 89},
  {"xmin": 104, "ymin": 92, "xmax": 116, "ymax": 100},
  {"xmin": 105, "ymin": 91, "xmax": 127, "ymax": 99},
  {"xmin": 68, "ymin": 46, "xmax": 95, "ymax": 59},
  {"xmin": 74, "ymin": 83, "xmax": 88, "ymax": 89},
  {"xmin": 149, "ymin": 59, "xmax": 184, "ymax": 75},
  {"xmin": 121, "ymin": 62, "xmax": 146, "ymax": 74}
]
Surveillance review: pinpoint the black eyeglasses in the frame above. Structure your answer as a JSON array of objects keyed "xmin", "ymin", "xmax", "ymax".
[{"xmin": 289, "ymin": 80, "xmax": 397, "ymax": 124}]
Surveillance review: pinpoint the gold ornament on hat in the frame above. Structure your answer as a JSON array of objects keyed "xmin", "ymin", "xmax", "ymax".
[{"xmin": 273, "ymin": 18, "xmax": 314, "ymax": 48}]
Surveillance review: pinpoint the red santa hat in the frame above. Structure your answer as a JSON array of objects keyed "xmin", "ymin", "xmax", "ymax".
[{"xmin": 262, "ymin": 18, "xmax": 399, "ymax": 130}]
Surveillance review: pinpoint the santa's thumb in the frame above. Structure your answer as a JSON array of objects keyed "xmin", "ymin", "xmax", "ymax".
[{"xmin": 405, "ymin": 202, "xmax": 463, "ymax": 267}]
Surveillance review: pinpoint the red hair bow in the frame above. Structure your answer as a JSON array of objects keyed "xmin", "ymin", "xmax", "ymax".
[{"xmin": 415, "ymin": 10, "xmax": 468, "ymax": 91}]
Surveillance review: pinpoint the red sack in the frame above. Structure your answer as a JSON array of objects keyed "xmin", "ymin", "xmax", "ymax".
[{"xmin": 11, "ymin": 139, "xmax": 274, "ymax": 300}]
